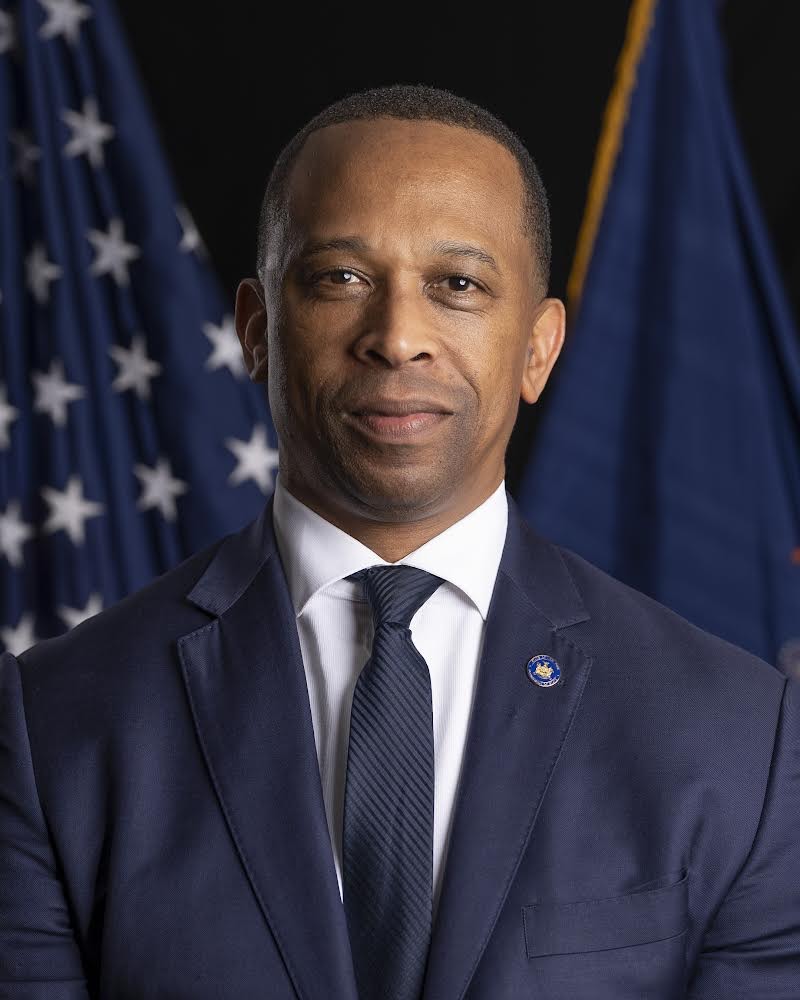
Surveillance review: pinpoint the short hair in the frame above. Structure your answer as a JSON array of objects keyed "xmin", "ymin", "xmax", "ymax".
[{"xmin": 256, "ymin": 84, "xmax": 551, "ymax": 292}]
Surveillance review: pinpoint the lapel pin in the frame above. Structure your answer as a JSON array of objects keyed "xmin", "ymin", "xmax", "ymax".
[{"xmin": 526, "ymin": 654, "xmax": 561, "ymax": 688}]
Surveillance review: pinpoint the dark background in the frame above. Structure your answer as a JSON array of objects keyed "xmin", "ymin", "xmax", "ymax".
[{"xmin": 116, "ymin": 0, "xmax": 800, "ymax": 489}]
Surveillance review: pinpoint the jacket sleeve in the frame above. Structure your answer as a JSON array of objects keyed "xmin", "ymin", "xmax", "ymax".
[
  {"xmin": 0, "ymin": 651, "xmax": 90, "ymax": 998},
  {"xmin": 688, "ymin": 677, "xmax": 800, "ymax": 999}
]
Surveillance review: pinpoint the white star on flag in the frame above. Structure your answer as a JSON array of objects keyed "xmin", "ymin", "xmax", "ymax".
[
  {"xmin": 42, "ymin": 475, "xmax": 104, "ymax": 545},
  {"xmin": 110, "ymin": 334, "xmax": 162, "ymax": 400},
  {"xmin": 87, "ymin": 218, "xmax": 140, "ymax": 286},
  {"xmin": 176, "ymin": 204, "xmax": 205, "ymax": 255},
  {"xmin": 1, "ymin": 613, "xmax": 37, "ymax": 656},
  {"xmin": 226, "ymin": 425, "xmax": 279, "ymax": 494},
  {"xmin": 0, "ymin": 501, "xmax": 34, "ymax": 568},
  {"xmin": 26, "ymin": 243, "xmax": 62, "ymax": 305},
  {"xmin": 0, "ymin": 10, "xmax": 16, "ymax": 55},
  {"xmin": 203, "ymin": 316, "xmax": 245, "ymax": 377},
  {"xmin": 134, "ymin": 457, "xmax": 188, "ymax": 521},
  {"xmin": 10, "ymin": 130, "xmax": 41, "ymax": 185},
  {"xmin": 62, "ymin": 97, "xmax": 115, "ymax": 168},
  {"xmin": 32, "ymin": 359, "xmax": 85, "ymax": 427},
  {"xmin": 38, "ymin": 0, "xmax": 91, "ymax": 45},
  {"xmin": 58, "ymin": 593, "xmax": 103, "ymax": 630},
  {"xmin": 0, "ymin": 384, "xmax": 19, "ymax": 449}
]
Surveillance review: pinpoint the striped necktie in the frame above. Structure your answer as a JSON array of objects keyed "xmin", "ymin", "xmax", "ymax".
[{"xmin": 343, "ymin": 565, "xmax": 444, "ymax": 1000}]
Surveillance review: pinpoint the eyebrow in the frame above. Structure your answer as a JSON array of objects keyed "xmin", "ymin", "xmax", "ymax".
[
  {"xmin": 293, "ymin": 236, "xmax": 501, "ymax": 274},
  {"xmin": 429, "ymin": 240, "xmax": 500, "ymax": 274},
  {"xmin": 295, "ymin": 236, "xmax": 370, "ymax": 260}
]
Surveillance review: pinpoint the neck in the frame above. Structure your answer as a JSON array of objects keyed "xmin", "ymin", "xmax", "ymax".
[{"xmin": 282, "ymin": 477, "xmax": 504, "ymax": 562}]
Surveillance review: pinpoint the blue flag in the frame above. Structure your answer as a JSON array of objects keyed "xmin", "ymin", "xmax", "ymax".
[
  {"xmin": 0, "ymin": 0, "xmax": 276, "ymax": 654},
  {"xmin": 519, "ymin": 0, "xmax": 800, "ymax": 668}
]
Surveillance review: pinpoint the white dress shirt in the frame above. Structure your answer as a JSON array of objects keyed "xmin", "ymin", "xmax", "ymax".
[{"xmin": 272, "ymin": 477, "xmax": 508, "ymax": 913}]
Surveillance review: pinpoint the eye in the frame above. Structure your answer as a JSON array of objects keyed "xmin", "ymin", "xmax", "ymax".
[
  {"xmin": 440, "ymin": 275, "xmax": 479, "ymax": 293},
  {"xmin": 426, "ymin": 272, "xmax": 490, "ymax": 310},
  {"xmin": 303, "ymin": 267, "xmax": 368, "ymax": 297},
  {"xmin": 323, "ymin": 268, "xmax": 362, "ymax": 285}
]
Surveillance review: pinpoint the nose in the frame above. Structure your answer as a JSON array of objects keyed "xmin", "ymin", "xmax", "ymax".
[{"xmin": 352, "ymin": 283, "xmax": 437, "ymax": 368}]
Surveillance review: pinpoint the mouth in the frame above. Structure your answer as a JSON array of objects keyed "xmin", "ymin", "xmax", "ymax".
[{"xmin": 345, "ymin": 398, "xmax": 453, "ymax": 441}]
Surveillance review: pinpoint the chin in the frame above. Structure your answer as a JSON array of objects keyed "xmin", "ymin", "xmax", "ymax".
[{"xmin": 332, "ymin": 461, "xmax": 457, "ymax": 522}]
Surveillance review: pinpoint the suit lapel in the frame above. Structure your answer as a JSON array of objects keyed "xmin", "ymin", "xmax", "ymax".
[
  {"xmin": 422, "ymin": 500, "xmax": 593, "ymax": 1000},
  {"xmin": 177, "ymin": 504, "xmax": 358, "ymax": 1000}
]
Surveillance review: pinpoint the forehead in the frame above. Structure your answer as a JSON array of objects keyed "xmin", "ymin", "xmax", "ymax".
[{"xmin": 284, "ymin": 118, "xmax": 527, "ymax": 254}]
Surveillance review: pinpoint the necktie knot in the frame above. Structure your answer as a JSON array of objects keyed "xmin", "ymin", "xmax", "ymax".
[{"xmin": 353, "ymin": 565, "xmax": 443, "ymax": 630}]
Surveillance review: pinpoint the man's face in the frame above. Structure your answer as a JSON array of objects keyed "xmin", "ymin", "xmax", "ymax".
[{"xmin": 238, "ymin": 118, "xmax": 564, "ymax": 524}]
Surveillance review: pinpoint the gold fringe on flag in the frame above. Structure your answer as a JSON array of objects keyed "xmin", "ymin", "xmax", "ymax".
[{"xmin": 567, "ymin": 0, "xmax": 658, "ymax": 309}]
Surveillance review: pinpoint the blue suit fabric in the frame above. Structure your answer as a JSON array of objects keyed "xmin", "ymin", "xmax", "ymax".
[{"xmin": 1, "ymin": 497, "xmax": 798, "ymax": 998}]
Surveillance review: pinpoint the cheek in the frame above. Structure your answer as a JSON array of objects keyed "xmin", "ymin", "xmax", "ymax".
[
  {"xmin": 456, "ymin": 324, "xmax": 528, "ymax": 418},
  {"xmin": 481, "ymin": 366, "xmax": 522, "ymax": 431},
  {"xmin": 277, "ymin": 293, "xmax": 359, "ymax": 369},
  {"xmin": 267, "ymin": 321, "xmax": 311, "ymax": 422},
  {"xmin": 269, "ymin": 316, "xmax": 346, "ymax": 427}
]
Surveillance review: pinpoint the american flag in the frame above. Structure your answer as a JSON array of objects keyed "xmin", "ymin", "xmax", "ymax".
[{"xmin": 0, "ymin": 0, "xmax": 276, "ymax": 655}]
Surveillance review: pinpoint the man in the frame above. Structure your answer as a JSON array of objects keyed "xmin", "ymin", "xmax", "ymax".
[{"xmin": 1, "ymin": 85, "xmax": 798, "ymax": 999}]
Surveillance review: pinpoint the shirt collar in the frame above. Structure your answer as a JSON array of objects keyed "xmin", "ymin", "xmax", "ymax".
[{"xmin": 272, "ymin": 477, "xmax": 508, "ymax": 620}]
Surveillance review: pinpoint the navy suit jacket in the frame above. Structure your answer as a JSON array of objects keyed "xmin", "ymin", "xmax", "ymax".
[{"xmin": 2, "ymin": 497, "xmax": 799, "ymax": 999}]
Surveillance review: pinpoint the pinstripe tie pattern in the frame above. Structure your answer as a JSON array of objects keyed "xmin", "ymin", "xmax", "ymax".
[{"xmin": 343, "ymin": 565, "xmax": 443, "ymax": 1000}]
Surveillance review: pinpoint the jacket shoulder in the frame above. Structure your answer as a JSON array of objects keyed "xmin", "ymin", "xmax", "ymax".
[
  {"xmin": 555, "ymin": 543, "xmax": 785, "ymax": 698},
  {"xmin": 18, "ymin": 536, "xmax": 225, "ymax": 689}
]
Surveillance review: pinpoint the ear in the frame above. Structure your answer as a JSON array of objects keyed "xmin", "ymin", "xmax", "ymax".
[
  {"xmin": 520, "ymin": 297, "xmax": 566, "ymax": 404},
  {"xmin": 234, "ymin": 278, "xmax": 269, "ymax": 382}
]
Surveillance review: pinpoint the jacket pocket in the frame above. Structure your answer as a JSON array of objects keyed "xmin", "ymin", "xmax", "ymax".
[{"xmin": 523, "ymin": 872, "xmax": 688, "ymax": 958}]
